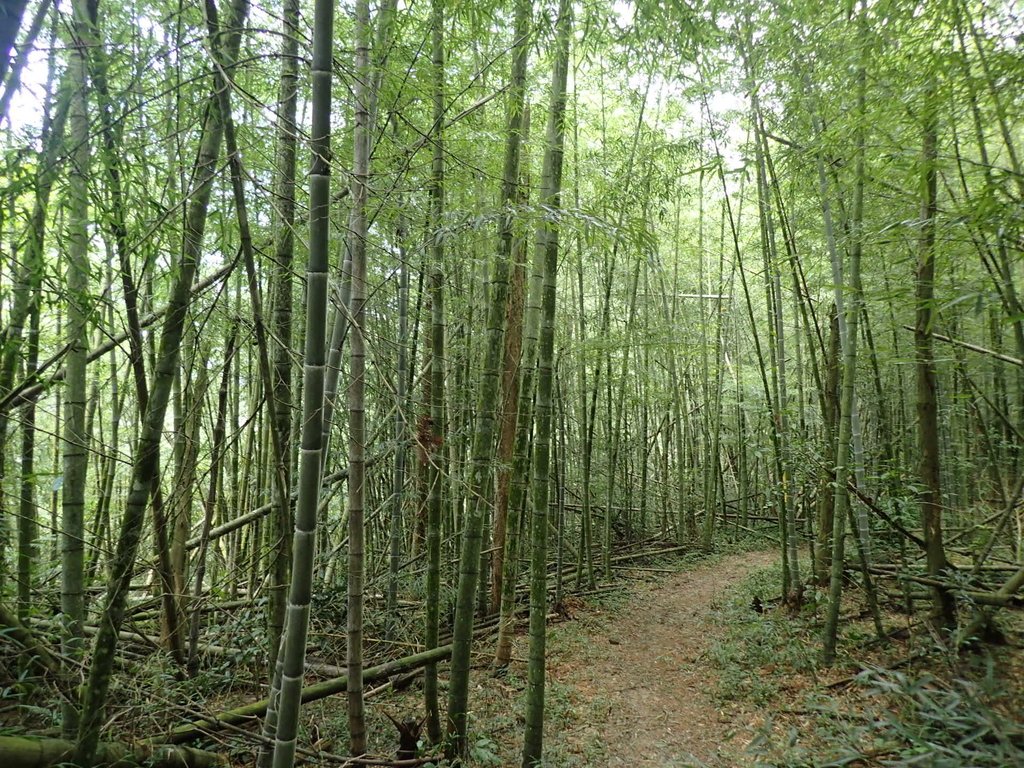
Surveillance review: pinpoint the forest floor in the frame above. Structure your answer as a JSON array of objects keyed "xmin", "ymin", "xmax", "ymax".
[
  {"xmin": 448, "ymin": 544, "xmax": 1024, "ymax": 767},
  {"xmin": 535, "ymin": 549, "xmax": 775, "ymax": 767},
  {"xmin": 9, "ymin": 542, "xmax": 1018, "ymax": 767},
  {"xmin": 349, "ymin": 546, "xmax": 777, "ymax": 766}
]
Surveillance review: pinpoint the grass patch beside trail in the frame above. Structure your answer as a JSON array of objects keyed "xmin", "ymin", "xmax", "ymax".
[{"xmin": 709, "ymin": 565, "xmax": 1024, "ymax": 767}]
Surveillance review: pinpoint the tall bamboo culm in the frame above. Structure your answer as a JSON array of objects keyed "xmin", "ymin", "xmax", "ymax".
[
  {"xmin": 269, "ymin": 0, "xmax": 333, "ymax": 759},
  {"xmin": 522, "ymin": 0, "xmax": 571, "ymax": 762}
]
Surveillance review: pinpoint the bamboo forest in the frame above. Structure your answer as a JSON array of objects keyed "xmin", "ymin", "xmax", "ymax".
[{"xmin": 1, "ymin": 0, "xmax": 1023, "ymax": 764}]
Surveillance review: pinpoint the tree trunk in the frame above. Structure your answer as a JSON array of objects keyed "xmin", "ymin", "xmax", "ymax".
[
  {"xmin": 187, "ymin": 326, "xmax": 236, "ymax": 675},
  {"xmin": 346, "ymin": 0, "xmax": 371, "ymax": 752},
  {"xmin": 446, "ymin": 0, "xmax": 532, "ymax": 754},
  {"xmin": 522, "ymin": 2, "xmax": 570, "ymax": 762},
  {"xmin": 16, "ymin": 301, "xmax": 38, "ymax": 624},
  {"xmin": 0, "ymin": 0, "xmax": 29, "ymax": 85},
  {"xmin": 266, "ymin": 0, "xmax": 299, "ymax": 682},
  {"xmin": 71, "ymin": 1, "xmax": 248, "ymax": 762},
  {"xmin": 915, "ymin": 81, "xmax": 956, "ymax": 633},
  {"xmin": 267, "ymin": 0, "xmax": 332, "ymax": 757},
  {"xmin": 491, "ymin": 144, "xmax": 530, "ymax": 613},
  {"xmin": 60, "ymin": 0, "xmax": 93, "ymax": 735},
  {"xmin": 423, "ymin": 0, "xmax": 445, "ymax": 744},
  {"xmin": 816, "ymin": 306, "xmax": 840, "ymax": 585}
]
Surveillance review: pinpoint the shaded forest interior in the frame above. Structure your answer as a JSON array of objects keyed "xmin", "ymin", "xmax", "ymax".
[{"xmin": 0, "ymin": 0, "xmax": 1023, "ymax": 765}]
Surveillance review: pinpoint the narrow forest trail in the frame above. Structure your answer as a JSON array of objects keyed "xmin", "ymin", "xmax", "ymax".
[{"xmin": 544, "ymin": 550, "xmax": 777, "ymax": 767}]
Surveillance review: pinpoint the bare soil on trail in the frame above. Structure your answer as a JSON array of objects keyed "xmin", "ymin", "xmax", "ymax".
[{"xmin": 543, "ymin": 550, "xmax": 776, "ymax": 767}]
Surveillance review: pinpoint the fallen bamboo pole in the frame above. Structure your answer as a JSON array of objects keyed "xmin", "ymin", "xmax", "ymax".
[
  {"xmin": 159, "ymin": 643, "xmax": 455, "ymax": 745},
  {"xmin": 0, "ymin": 603, "xmax": 61, "ymax": 677},
  {"xmin": 903, "ymin": 325, "xmax": 1024, "ymax": 368},
  {"xmin": 185, "ymin": 449, "xmax": 390, "ymax": 549},
  {"xmin": 0, "ymin": 735, "xmax": 225, "ymax": 768},
  {"xmin": 855, "ymin": 565, "xmax": 1023, "ymax": 607}
]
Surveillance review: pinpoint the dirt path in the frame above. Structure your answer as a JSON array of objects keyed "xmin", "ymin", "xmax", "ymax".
[{"xmin": 545, "ymin": 551, "xmax": 776, "ymax": 767}]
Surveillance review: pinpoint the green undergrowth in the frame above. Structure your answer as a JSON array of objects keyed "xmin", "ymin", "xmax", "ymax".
[
  {"xmin": 355, "ymin": 541, "xmax": 768, "ymax": 766},
  {"xmin": 305, "ymin": 578, "xmax": 636, "ymax": 767},
  {"xmin": 709, "ymin": 563, "xmax": 823, "ymax": 707},
  {"xmin": 215, "ymin": 540, "xmax": 778, "ymax": 766},
  {"xmin": 710, "ymin": 565, "xmax": 1024, "ymax": 766}
]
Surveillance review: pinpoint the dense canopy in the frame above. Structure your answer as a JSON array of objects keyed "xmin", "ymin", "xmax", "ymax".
[{"xmin": 0, "ymin": 0, "xmax": 1022, "ymax": 765}]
